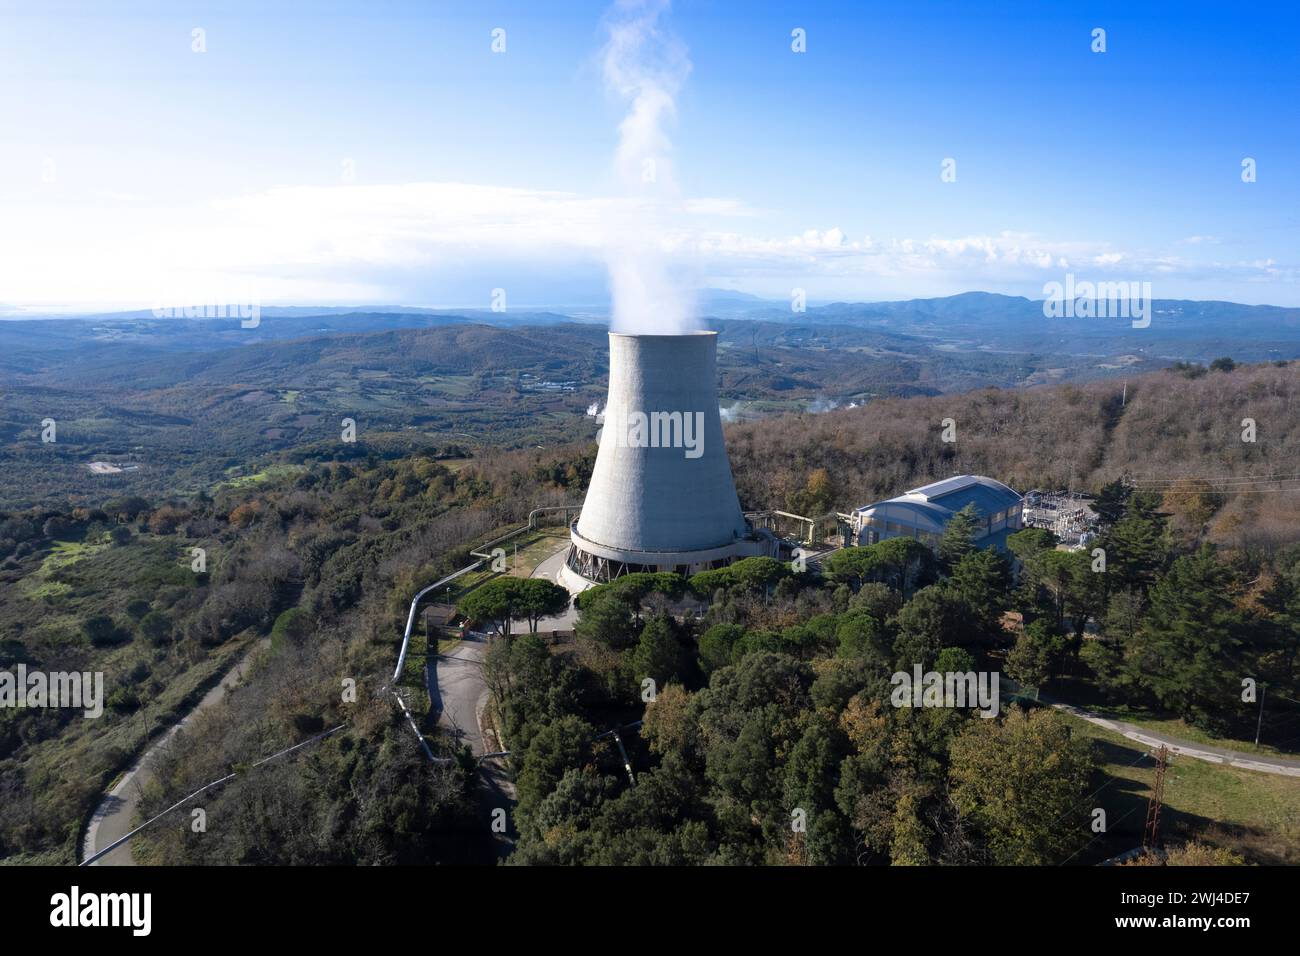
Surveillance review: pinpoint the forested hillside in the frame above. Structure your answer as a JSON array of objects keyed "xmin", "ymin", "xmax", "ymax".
[
  {"xmin": 4, "ymin": 357, "xmax": 1299, "ymax": 864},
  {"xmin": 0, "ymin": 315, "xmax": 1159, "ymax": 509},
  {"xmin": 730, "ymin": 360, "xmax": 1300, "ymax": 553},
  {"xmin": 0, "ymin": 447, "xmax": 588, "ymax": 863}
]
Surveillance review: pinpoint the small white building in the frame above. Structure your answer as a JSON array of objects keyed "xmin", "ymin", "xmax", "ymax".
[{"xmin": 850, "ymin": 475, "xmax": 1024, "ymax": 550}]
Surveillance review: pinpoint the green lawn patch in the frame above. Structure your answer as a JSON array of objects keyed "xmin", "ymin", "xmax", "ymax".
[{"xmin": 1063, "ymin": 713, "xmax": 1300, "ymax": 865}]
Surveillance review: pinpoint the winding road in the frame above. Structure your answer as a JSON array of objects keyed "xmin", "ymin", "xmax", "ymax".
[
  {"xmin": 426, "ymin": 632, "xmax": 516, "ymax": 857},
  {"xmin": 427, "ymin": 633, "xmax": 494, "ymax": 755},
  {"xmin": 81, "ymin": 641, "xmax": 266, "ymax": 866},
  {"xmin": 418, "ymin": 544, "xmax": 577, "ymax": 855},
  {"xmin": 80, "ymin": 544, "xmax": 562, "ymax": 866},
  {"xmin": 86, "ymin": 537, "xmax": 1291, "ymax": 867}
]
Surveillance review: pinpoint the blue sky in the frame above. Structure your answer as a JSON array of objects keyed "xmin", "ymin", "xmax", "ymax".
[{"xmin": 1, "ymin": 0, "xmax": 1297, "ymax": 311}]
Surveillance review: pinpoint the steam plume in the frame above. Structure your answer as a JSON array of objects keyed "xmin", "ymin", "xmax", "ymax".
[{"xmin": 601, "ymin": 0, "xmax": 698, "ymax": 334}]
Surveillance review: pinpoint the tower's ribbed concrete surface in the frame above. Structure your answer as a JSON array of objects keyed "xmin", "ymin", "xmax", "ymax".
[{"xmin": 566, "ymin": 331, "xmax": 758, "ymax": 585}]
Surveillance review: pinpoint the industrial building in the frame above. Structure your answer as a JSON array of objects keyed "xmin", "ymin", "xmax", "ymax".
[
  {"xmin": 563, "ymin": 331, "xmax": 776, "ymax": 589},
  {"xmin": 849, "ymin": 475, "xmax": 1024, "ymax": 550},
  {"xmin": 1022, "ymin": 490, "xmax": 1100, "ymax": 548}
]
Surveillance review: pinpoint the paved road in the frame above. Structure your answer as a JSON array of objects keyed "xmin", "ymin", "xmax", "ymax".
[
  {"xmin": 426, "ymin": 631, "xmax": 517, "ymax": 858},
  {"xmin": 421, "ymin": 542, "xmax": 580, "ymax": 856},
  {"xmin": 82, "ymin": 641, "xmax": 266, "ymax": 865},
  {"xmin": 1023, "ymin": 686, "xmax": 1300, "ymax": 778},
  {"xmin": 427, "ymin": 633, "xmax": 493, "ymax": 755}
]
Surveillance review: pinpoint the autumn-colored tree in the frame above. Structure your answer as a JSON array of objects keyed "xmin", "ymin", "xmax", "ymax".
[
  {"xmin": 788, "ymin": 467, "xmax": 837, "ymax": 516},
  {"xmin": 228, "ymin": 500, "xmax": 263, "ymax": 528},
  {"xmin": 147, "ymin": 505, "xmax": 189, "ymax": 534},
  {"xmin": 640, "ymin": 683, "xmax": 695, "ymax": 757},
  {"xmin": 948, "ymin": 707, "xmax": 1094, "ymax": 865},
  {"xmin": 1162, "ymin": 478, "xmax": 1225, "ymax": 534}
]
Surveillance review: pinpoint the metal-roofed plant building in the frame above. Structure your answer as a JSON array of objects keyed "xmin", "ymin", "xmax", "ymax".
[{"xmin": 849, "ymin": 475, "xmax": 1024, "ymax": 550}]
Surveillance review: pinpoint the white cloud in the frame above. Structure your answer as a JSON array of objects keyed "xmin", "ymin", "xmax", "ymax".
[{"xmin": 0, "ymin": 180, "xmax": 1294, "ymax": 310}]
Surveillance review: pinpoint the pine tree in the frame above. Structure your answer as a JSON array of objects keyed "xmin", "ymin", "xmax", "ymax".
[
  {"xmin": 1093, "ymin": 479, "xmax": 1131, "ymax": 527},
  {"xmin": 1101, "ymin": 491, "xmax": 1169, "ymax": 590},
  {"xmin": 1125, "ymin": 547, "xmax": 1248, "ymax": 726},
  {"xmin": 938, "ymin": 503, "xmax": 981, "ymax": 569},
  {"xmin": 948, "ymin": 549, "xmax": 1012, "ymax": 643}
]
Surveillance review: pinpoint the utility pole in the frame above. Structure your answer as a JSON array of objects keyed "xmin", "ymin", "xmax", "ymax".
[
  {"xmin": 1255, "ymin": 683, "xmax": 1266, "ymax": 746},
  {"xmin": 1143, "ymin": 745, "xmax": 1169, "ymax": 853}
]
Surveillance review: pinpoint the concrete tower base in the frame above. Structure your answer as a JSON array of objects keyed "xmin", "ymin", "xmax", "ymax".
[{"xmin": 564, "ymin": 522, "xmax": 769, "ymax": 586}]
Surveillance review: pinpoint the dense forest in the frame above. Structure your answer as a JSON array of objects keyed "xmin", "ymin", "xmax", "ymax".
[{"xmin": 492, "ymin": 490, "xmax": 1300, "ymax": 865}]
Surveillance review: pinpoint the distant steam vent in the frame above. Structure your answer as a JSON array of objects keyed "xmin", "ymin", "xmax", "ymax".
[{"xmin": 564, "ymin": 331, "xmax": 768, "ymax": 587}]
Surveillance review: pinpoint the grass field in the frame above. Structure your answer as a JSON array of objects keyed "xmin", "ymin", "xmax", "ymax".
[
  {"xmin": 503, "ymin": 527, "xmax": 570, "ymax": 577},
  {"xmin": 22, "ymin": 539, "xmax": 110, "ymax": 599},
  {"xmin": 215, "ymin": 463, "xmax": 307, "ymax": 490},
  {"xmin": 1099, "ymin": 711, "xmax": 1298, "ymax": 760},
  {"xmin": 437, "ymin": 526, "xmax": 570, "ymax": 603},
  {"xmin": 1064, "ymin": 713, "xmax": 1300, "ymax": 865}
]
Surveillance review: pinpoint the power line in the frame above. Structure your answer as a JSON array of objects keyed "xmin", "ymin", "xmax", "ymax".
[
  {"xmin": 1129, "ymin": 481, "xmax": 1300, "ymax": 489},
  {"xmin": 81, "ymin": 723, "xmax": 346, "ymax": 866},
  {"xmin": 1035, "ymin": 747, "xmax": 1153, "ymax": 839},
  {"xmin": 1058, "ymin": 804, "xmax": 1143, "ymax": 866},
  {"xmin": 1129, "ymin": 472, "xmax": 1300, "ymax": 483}
]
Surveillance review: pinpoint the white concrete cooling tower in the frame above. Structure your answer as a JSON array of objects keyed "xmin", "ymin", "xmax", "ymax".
[{"xmin": 564, "ymin": 331, "xmax": 767, "ymax": 587}]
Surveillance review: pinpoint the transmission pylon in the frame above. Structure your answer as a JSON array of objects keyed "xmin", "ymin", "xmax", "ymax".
[{"xmin": 1142, "ymin": 745, "xmax": 1169, "ymax": 852}]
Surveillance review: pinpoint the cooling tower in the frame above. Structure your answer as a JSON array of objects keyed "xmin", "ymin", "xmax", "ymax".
[{"xmin": 565, "ymin": 331, "xmax": 765, "ymax": 587}]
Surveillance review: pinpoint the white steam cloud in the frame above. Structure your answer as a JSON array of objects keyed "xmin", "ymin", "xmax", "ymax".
[{"xmin": 601, "ymin": 0, "xmax": 699, "ymax": 334}]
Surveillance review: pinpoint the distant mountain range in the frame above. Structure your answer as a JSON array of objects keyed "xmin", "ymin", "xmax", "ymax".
[
  {"xmin": 2, "ymin": 289, "xmax": 1298, "ymax": 508},
  {"xmin": 6, "ymin": 290, "xmax": 1298, "ymax": 365}
]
